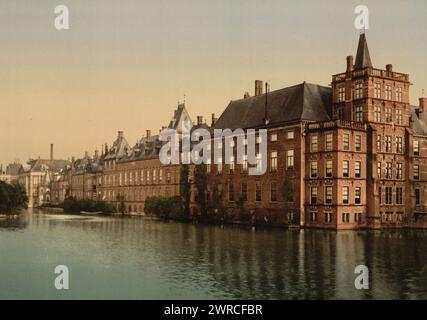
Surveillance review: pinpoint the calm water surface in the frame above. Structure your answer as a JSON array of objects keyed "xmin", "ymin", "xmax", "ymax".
[{"xmin": 0, "ymin": 209, "xmax": 426, "ymax": 299}]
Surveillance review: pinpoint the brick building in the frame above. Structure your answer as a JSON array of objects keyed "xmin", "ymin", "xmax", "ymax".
[{"xmin": 48, "ymin": 33, "xmax": 427, "ymax": 229}]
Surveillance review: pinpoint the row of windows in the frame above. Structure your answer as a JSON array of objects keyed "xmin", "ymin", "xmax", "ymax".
[
  {"xmin": 212, "ymin": 150, "xmax": 295, "ymax": 174},
  {"xmin": 374, "ymin": 106, "xmax": 404, "ymax": 124},
  {"xmin": 223, "ymin": 181, "xmax": 292, "ymax": 202},
  {"xmin": 310, "ymin": 186, "xmax": 362, "ymax": 205},
  {"xmin": 310, "ymin": 133, "xmax": 362, "ymax": 152},
  {"xmin": 337, "ymin": 83, "xmax": 403, "ymax": 102},
  {"xmin": 376, "ymin": 135, "xmax": 404, "ymax": 153},
  {"xmin": 377, "ymin": 162, "xmax": 404, "ymax": 180},
  {"xmin": 102, "ymin": 169, "xmax": 172, "ymax": 186},
  {"xmin": 309, "ymin": 159, "xmax": 362, "ymax": 178},
  {"xmin": 378, "ymin": 186, "xmax": 405, "ymax": 205},
  {"xmin": 102, "ymin": 188, "xmax": 173, "ymax": 202},
  {"xmin": 381, "ymin": 212, "xmax": 405, "ymax": 223},
  {"xmin": 309, "ymin": 211, "xmax": 363, "ymax": 224}
]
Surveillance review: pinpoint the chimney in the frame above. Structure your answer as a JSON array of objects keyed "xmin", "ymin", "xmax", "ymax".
[
  {"xmin": 419, "ymin": 97, "xmax": 427, "ymax": 114},
  {"xmin": 71, "ymin": 156, "xmax": 75, "ymax": 163},
  {"xmin": 346, "ymin": 56, "xmax": 354, "ymax": 72},
  {"xmin": 244, "ymin": 92, "xmax": 250, "ymax": 99},
  {"xmin": 118, "ymin": 131, "xmax": 124, "ymax": 138},
  {"xmin": 197, "ymin": 116, "xmax": 203, "ymax": 125},
  {"xmin": 146, "ymin": 130, "xmax": 151, "ymax": 138},
  {"xmin": 94, "ymin": 149, "xmax": 99, "ymax": 158},
  {"xmin": 255, "ymin": 80, "xmax": 263, "ymax": 96},
  {"xmin": 84, "ymin": 151, "xmax": 89, "ymax": 158},
  {"xmin": 211, "ymin": 113, "xmax": 217, "ymax": 126},
  {"xmin": 50, "ymin": 144, "xmax": 54, "ymax": 161},
  {"xmin": 386, "ymin": 64, "xmax": 393, "ymax": 73}
]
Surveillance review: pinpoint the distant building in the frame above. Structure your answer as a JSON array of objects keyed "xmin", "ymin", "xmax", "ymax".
[{"xmin": 18, "ymin": 144, "xmax": 70, "ymax": 207}]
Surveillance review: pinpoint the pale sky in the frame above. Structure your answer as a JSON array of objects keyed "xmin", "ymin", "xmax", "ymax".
[{"xmin": 1, "ymin": 0, "xmax": 427, "ymax": 165}]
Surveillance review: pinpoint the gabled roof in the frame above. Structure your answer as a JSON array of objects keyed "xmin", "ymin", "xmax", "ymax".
[
  {"xmin": 354, "ymin": 33, "xmax": 372, "ymax": 69},
  {"xmin": 104, "ymin": 134, "xmax": 130, "ymax": 160},
  {"xmin": 24, "ymin": 159, "xmax": 70, "ymax": 173},
  {"xmin": 411, "ymin": 106, "xmax": 427, "ymax": 136},
  {"xmin": 214, "ymin": 82, "xmax": 332, "ymax": 130}
]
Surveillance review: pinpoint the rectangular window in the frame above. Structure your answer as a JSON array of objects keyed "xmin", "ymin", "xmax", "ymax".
[
  {"xmin": 416, "ymin": 188, "xmax": 421, "ymax": 205},
  {"xmin": 242, "ymin": 154, "xmax": 248, "ymax": 173},
  {"xmin": 397, "ymin": 87, "xmax": 403, "ymax": 102},
  {"xmin": 386, "ymin": 162, "xmax": 392, "ymax": 179},
  {"xmin": 270, "ymin": 151, "xmax": 278, "ymax": 172},
  {"xmin": 342, "ymin": 186, "xmax": 349, "ymax": 204},
  {"xmin": 414, "ymin": 140, "xmax": 419, "ymax": 156},
  {"xmin": 414, "ymin": 165, "xmax": 420, "ymax": 180},
  {"xmin": 311, "ymin": 161, "xmax": 318, "ymax": 178},
  {"xmin": 287, "ymin": 131, "xmax": 294, "ymax": 139},
  {"xmin": 241, "ymin": 182, "xmax": 248, "ymax": 201},
  {"xmin": 343, "ymin": 160, "xmax": 350, "ymax": 178},
  {"xmin": 256, "ymin": 182, "xmax": 262, "ymax": 202},
  {"xmin": 325, "ymin": 133, "xmax": 333, "ymax": 151},
  {"xmin": 343, "ymin": 134, "xmax": 350, "ymax": 151},
  {"xmin": 379, "ymin": 187, "xmax": 382, "ymax": 204},
  {"xmin": 311, "ymin": 187, "xmax": 318, "ymax": 204},
  {"xmin": 396, "ymin": 137, "xmax": 403, "ymax": 154},
  {"xmin": 396, "ymin": 163, "xmax": 403, "ymax": 180},
  {"xmin": 311, "ymin": 135, "xmax": 318, "ymax": 152},
  {"xmin": 325, "ymin": 186, "xmax": 333, "ymax": 204},
  {"xmin": 270, "ymin": 133, "xmax": 278, "ymax": 142},
  {"xmin": 338, "ymin": 86, "xmax": 345, "ymax": 102},
  {"xmin": 396, "ymin": 187, "xmax": 403, "ymax": 205},
  {"xmin": 229, "ymin": 156, "xmax": 235, "ymax": 173},
  {"xmin": 228, "ymin": 183, "xmax": 234, "ymax": 201},
  {"xmin": 342, "ymin": 213, "xmax": 350, "ymax": 223},
  {"xmin": 355, "ymin": 135, "xmax": 362, "ymax": 152},
  {"xmin": 386, "ymin": 85, "xmax": 392, "ymax": 100},
  {"xmin": 355, "ymin": 187, "xmax": 361, "ymax": 204},
  {"xmin": 355, "ymin": 161, "xmax": 361, "ymax": 178},
  {"xmin": 217, "ymin": 158, "xmax": 223, "ymax": 174},
  {"xmin": 385, "ymin": 186, "xmax": 393, "ymax": 205},
  {"xmin": 354, "ymin": 105, "xmax": 363, "ymax": 122},
  {"xmin": 374, "ymin": 83, "xmax": 381, "ymax": 99},
  {"xmin": 376, "ymin": 135, "xmax": 382, "ymax": 152},
  {"xmin": 374, "ymin": 105, "xmax": 382, "ymax": 122},
  {"xmin": 355, "ymin": 213, "xmax": 362, "ymax": 223},
  {"xmin": 270, "ymin": 182, "xmax": 277, "ymax": 202},
  {"xmin": 325, "ymin": 212, "xmax": 332, "ymax": 223},
  {"xmin": 287, "ymin": 150, "xmax": 294, "ymax": 169},
  {"xmin": 310, "ymin": 212, "xmax": 317, "ymax": 222},
  {"xmin": 396, "ymin": 109, "xmax": 403, "ymax": 125},
  {"xmin": 325, "ymin": 160, "xmax": 333, "ymax": 178},
  {"xmin": 385, "ymin": 136, "xmax": 392, "ymax": 152},
  {"xmin": 385, "ymin": 107, "xmax": 392, "ymax": 123},
  {"xmin": 355, "ymin": 82, "xmax": 363, "ymax": 99}
]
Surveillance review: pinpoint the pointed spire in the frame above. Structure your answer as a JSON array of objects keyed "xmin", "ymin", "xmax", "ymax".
[{"xmin": 354, "ymin": 33, "xmax": 372, "ymax": 69}]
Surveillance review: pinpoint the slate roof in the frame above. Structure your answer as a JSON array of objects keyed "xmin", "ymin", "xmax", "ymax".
[
  {"xmin": 411, "ymin": 106, "xmax": 427, "ymax": 136},
  {"xmin": 214, "ymin": 82, "xmax": 332, "ymax": 130},
  {"xmin": 103, "ymin": 135, "xmax": 130, "ymax": 160},
  {"xmin": 22, "ymin": 159, "xmax": 70, "ymax": 173},
  {"xmin": 354, "ymin": 33, "xmax": 372, "ymax": 69}
]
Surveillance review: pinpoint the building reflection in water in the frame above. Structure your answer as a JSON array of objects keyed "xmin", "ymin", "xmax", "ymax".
[{"xmin": 8, "ymin": 210, "xmax": 427, "ymax": 299}]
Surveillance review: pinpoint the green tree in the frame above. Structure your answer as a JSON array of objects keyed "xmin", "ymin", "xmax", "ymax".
[
  {"xmin": 117, "ymin": 194, "xmax": 126, "ymax": 213},
  {"xmin": 0, "ymin": 181, "xmax": 28, "ymax": 215},
  {"xmin": 180, "ymin": 164, "xmax": 191, "ymax": 216},
  {"xmin": 194, "ymin": 164, "xmax": 208, "ymax": 217}
]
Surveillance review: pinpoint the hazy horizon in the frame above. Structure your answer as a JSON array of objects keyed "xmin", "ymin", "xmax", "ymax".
[{"xmin": 1, "ymin": 0, "xmax": 427, "ymax": 165}]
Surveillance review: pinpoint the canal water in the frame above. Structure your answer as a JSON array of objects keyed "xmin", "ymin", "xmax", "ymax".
[{"xmin": 0, "ymin": 209, "xmax": 426, "ymax": 299}]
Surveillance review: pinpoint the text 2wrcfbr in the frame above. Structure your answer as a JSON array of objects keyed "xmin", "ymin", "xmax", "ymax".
[{"xmin": 163, "ymin": 304, "xmax": 263, "ymax": 317}]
